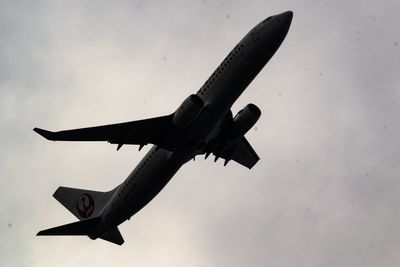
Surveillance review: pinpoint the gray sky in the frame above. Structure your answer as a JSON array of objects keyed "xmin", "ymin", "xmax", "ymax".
[{"xmin": 1, "ymin": 0, "xmax": 400, "ymax": 266}]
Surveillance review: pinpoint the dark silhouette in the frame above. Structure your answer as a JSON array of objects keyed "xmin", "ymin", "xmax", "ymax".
[{"xmin": 35, "ymin": 11, "xmax": 293, "ymax": 245}]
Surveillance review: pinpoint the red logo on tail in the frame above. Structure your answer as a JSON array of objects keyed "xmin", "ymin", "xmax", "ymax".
[{"xmin": 76, "ymin": 193, "xmax": 95, "ymax": 218}]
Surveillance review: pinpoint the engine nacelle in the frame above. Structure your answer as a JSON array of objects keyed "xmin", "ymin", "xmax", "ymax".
[
  {"xmin": 173, "ymin": 94, "xmax": 204, "ymax": 128},
  {"xmin": 231, "ymin": 103, "xmax": 261, "ymax": 137}
]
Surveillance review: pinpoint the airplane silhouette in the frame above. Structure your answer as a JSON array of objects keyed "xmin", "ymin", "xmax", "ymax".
[{"xmin": 35, "ymin": 11, "xmax": 293, "ymax": 245}]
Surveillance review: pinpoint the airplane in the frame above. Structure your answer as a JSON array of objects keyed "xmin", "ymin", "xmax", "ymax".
[{"xmin": 35, "ymin": 11, "xmax": 293, "ymax": 245}]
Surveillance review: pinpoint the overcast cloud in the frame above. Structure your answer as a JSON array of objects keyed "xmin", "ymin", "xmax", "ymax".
[{"xmin": 1, "ymin": 0, "xmax": 400, "ymax": 266}]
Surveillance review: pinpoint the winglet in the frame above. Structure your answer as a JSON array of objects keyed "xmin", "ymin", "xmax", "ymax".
[{"xmin": 33, "ymin": 128, "xmax": 55, "ymax": 141}]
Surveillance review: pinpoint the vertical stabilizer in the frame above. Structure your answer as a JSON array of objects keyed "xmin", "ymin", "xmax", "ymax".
[{"xmin": 53, "ymin": 186, "xmax": 115, "ymax": 220}]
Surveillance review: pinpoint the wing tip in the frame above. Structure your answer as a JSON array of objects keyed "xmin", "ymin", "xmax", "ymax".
[
  {"xmin": 33, "ymin": 127, "xmax": 55, "ymax": 140},
  {"xmin": 247, "ymin": 158, "xmax": 260, "ymax": 169},
  {"xmin": 36, "ymin": 228, "xmax": 57, "ymax": 236},
  {"xmin": 36, "ymin": 230, "xmax": 48, "ymax": 236}
]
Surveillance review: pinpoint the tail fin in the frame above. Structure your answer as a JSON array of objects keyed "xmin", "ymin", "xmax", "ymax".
[
  {"xmin": 53, "ymin": 186, "xmax": 114, "ymax": 220},
  {"xmin": 38, "ymin": 186, "xmax": 125, "ymax": 245}
]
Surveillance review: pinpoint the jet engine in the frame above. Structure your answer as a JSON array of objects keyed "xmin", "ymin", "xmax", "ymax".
[
  {"xmin": 231, "ymin": 104, "xmax": 261, "ymax": 137},
  {"xmin": 172, "ymin": 94, "xmax": 204, "ymax": 128}
]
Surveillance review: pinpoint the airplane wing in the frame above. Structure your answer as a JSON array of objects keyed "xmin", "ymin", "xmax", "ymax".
[
  {"xmin": 219, "ymin": 136, "xmax": 260, "ymax": 169},
  {"xmin": 34, "ymin": 114, "xmax": 180, "ymax": 150}
]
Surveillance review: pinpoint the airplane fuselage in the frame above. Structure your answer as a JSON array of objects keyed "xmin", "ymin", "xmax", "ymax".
[{"xmin": 90, "ymin": 12, "xmax": 293, "ymax": 239}]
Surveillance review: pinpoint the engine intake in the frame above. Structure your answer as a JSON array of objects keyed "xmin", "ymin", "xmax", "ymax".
[
  {"xmin": 231, "ymin": 103, "xmax": 261, "ymax": 137},
  {"xmin": 173, "ymin": 94, "xmax": 204, "ymax": 128}
]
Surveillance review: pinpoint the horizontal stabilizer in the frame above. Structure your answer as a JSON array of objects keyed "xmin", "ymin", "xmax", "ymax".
[
  {"xmin": 100, "ymin": 228, "xmax": 124, "ymax": 246},
  {"xmin": 37, "ymin": 216, "xmax": 101, "ymax": 236}
]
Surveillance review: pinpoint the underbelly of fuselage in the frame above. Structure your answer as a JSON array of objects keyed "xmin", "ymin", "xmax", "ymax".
[{"xmin": 96, "ymin": 146, "xmax": 189, "ymax": 233}]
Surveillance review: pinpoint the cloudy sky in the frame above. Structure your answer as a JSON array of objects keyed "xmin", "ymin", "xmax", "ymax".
[{"xmin": 1, "ymin": 0, "xmax": 399, "ymax": 266}]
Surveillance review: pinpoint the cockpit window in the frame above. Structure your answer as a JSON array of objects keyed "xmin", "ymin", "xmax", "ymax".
[{"xmin": 262, "ymin": 16, "xmax": 272, "ymax": 23}]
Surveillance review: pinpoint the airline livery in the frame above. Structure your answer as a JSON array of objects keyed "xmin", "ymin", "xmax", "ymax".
[{"xmin": 35, "ymin": 11, "xmax": 293, "ymax": 245}]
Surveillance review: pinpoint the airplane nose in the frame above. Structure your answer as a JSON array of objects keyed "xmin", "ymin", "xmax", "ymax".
[
  {"xmin": 276, "ymin": 11, "xmax": 293, "ymax": 25},
  {"xmin": 253, "ymin": 11, "xmax": 293, "ymax": 51},
  {"xmin": 271, "ymin": 11, "xmax": 293, "ymax": 40}
]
